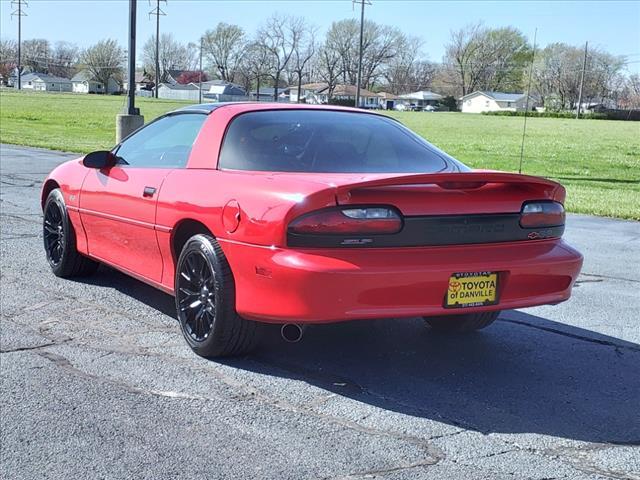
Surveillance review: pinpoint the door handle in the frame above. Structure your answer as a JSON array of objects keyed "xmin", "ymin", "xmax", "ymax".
[{"xmin": 143, "ymin": 186, "xmax": 156, "ymax": 197}]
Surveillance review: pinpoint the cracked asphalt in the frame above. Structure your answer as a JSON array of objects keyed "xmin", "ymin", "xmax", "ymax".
[{"xmin": 1, "ymin": 144, "xmax": 639, "ymax": 480}]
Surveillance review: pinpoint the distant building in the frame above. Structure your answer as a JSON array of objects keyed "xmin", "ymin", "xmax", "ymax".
[
  {"xmin": 289, "ymin": 82, "xmax": 328, "ymax": 103},
  {"xmin": 156, "ymin": 82, "xmax": 200, "ymax": 101},
  {"xmin": 16, "ymin": 73, "xmax": 72, "ymax": 92},
  {"xmin": 398, "ymin": 91, "xmax": 443, "ymax": 110},
  {"xmin": 71, "ymin": 70, "xmax": 121, "ymax": 94},
  {"xmin": 203, "ymin": 80, "xmax": 248, "ymax": 102},
  {"xmin": 375, "ymin": 92, "xmax": 399, "ymax": 110},
  {"xmin": 250, "ymin": 87, "xmax": 290, "ymax": 102},
  {"xmin": 460, "ymin": 91, "xmax": 536, "ymax": 113}
]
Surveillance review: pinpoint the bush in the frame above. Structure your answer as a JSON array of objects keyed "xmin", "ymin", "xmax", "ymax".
[
  {"xmin": 328, "ymin": 98, "xmax": 358, "ymax": 107},
  {"xmin": 481, "ymin": 110, "xmax": 639, "ymax": 121}
]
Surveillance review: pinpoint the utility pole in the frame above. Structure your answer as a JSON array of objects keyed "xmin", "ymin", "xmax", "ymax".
[
  {"xmin": 149, "ymin": 0, "xmax": 166, "ymax": 98},
  {"xmin": 11, "ymin": 0, "xmax": 28, "ymax": 90},
  {"xmin": 198, "ymin": 37, "xmax": 203, "ymax": 104},
  {"xmin": 353, "ymin": 0, "xmax": 370, "ymax": 108},
  {"xmin": 576, "ymin": 41, "xmax": 588, "ymax": 119}
]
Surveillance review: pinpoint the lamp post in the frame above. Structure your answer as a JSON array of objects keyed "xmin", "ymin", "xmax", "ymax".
[{"xmin": 116, "ymin": 0, "xmax": 144, "ymax": 143}]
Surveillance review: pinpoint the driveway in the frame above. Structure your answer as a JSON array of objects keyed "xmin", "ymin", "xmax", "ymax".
[{"xmin": 1, "ymin": 144, "xmax": 638, "ymax": 480}]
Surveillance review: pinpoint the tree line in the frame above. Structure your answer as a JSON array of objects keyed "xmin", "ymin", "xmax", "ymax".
[{"xmin": 1, "ymin": 17, "xmax": 638, "ymax": 110}]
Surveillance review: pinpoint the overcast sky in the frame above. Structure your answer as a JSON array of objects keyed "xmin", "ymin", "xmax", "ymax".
[{"xmin": 2, "ymin": 0, "xmax": 639, "ymax": 73}]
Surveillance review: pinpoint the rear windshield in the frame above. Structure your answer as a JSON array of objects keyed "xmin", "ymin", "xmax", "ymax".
[{"xmin": 218, "ymin": 110, "xmax": 463, "ymax": 173}]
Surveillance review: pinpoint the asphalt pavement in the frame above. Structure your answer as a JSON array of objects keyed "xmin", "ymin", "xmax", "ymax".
[{"xmin": 1, "ymin": 144, "xmax": 639, "ymax": 480}]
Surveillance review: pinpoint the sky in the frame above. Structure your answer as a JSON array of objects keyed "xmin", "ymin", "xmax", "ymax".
[{"xmin": 1, "ymin": 0, "xmax": 639, "ymax": 73}]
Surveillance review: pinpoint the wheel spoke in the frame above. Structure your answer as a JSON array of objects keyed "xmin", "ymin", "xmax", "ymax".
[{"xmin": 177, "ymin": 249, "xmax": 218, "ymax": 341}]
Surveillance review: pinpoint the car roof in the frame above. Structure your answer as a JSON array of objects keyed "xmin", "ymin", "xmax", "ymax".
[{"xmin": 172, "ymin": 102, "xmax": 376, "ymax": 116}]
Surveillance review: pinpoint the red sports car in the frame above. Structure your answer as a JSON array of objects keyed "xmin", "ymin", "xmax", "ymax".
[{"xmin": 41, "ymin": 103, "xmax": 583, "ymax": 357}]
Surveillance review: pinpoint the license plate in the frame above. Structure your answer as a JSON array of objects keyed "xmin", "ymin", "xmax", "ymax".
[{"xmin": 445, "ymin": 272, "xmax": 498, "ymax": 308}]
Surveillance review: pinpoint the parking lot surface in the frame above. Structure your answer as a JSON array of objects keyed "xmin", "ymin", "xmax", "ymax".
[{"xmin": 1, "ymin": 144, "xmax": 639, "ymax": 480}]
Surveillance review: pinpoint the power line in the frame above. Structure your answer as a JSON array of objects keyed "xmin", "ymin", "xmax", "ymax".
[{"xmin": 11, "ymin": 0, "xmax": 27, "ymax": 90}]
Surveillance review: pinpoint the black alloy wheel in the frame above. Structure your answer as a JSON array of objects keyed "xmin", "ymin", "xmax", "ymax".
[
  {"xmin": 174, "ymin": 234, "xmax": 261, "ymax": 358},
  {"xmin": 177, "ymin": 250, "xmax": 217, "ymax": 342},
  {"xmin": 43, "ymin": 200, "xmax": 65, "ymax": 267}
]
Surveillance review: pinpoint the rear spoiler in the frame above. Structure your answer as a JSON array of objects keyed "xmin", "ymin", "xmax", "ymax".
[{"xmin": 335, "ymin": 172, "xmax": 565, "ymax": 204}]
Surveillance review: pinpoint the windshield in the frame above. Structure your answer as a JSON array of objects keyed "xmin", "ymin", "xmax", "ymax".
[{"xmin": 218, "ymin": 110, "xmax": 467, "ymax": 173}]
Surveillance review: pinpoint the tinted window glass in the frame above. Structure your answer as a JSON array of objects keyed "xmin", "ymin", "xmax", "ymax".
[
  {"xmin": 115, "ymin": 113, "xmax": 207, "ymax": 168},
  {"xmin": 219, "ymin": 110, "xmax": 462, "ymax": 173}
]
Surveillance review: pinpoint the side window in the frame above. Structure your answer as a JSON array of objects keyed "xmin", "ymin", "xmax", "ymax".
[{"xmin": 114, "ymin": 113, "xmax": 207, "ymax": 168}]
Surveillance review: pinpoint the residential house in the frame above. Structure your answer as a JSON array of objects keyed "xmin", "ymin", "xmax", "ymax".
[
  {"xmin": 314, "ymin": 84, "xmax": 379, "ymax": 108},
  {"xmin": 16, "ymin": 73, "xmax": 72, "ymax": 92},
  {"xmin": 289, "ymin": 82, "xmax": 328, "ymax": 103},
  {"xmin": 398, "ymin": 91, "xmax": 443, "ymax": 110},
  {"xmin": 460, "ymin": 91, "xmax": 535, "ymax": 113},
  {"xmin": 71, "ymin": 70, "xmax": 121, "ymax": 94},
  {"xmin": 203, "ymin": 80, "xmax": 248, "ymax": 102},
  {"xmin": 375, "ymin": 92, "xmax": 399, "ymax": 110}
]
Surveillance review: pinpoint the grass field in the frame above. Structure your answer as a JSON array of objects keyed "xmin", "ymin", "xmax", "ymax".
[{"xmin": 1, "ymin": 89, "xmax": 638, "ymax": 219}]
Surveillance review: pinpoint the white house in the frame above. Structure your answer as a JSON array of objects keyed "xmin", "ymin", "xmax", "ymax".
[
  {"xmin": 398, "ymin": 91, "xmax": 443, "ymax": 110},
  {"xmin": 460, "ymin": 91, "xmax": 535, "ymax": 113},
  {"xmin": 289, "ymin": 82, "xmax": 328, "ymax": 103},
  {"xmin": 71, "ymin": 70, "xmax": 121, "ymax": 94},
  {"xmin": 17, "ymin": 73, "xmax": 72, "ymax": 92},
  {"xmin": 376, "ymin": 92, "xmax": 399, "ymax": 110}
]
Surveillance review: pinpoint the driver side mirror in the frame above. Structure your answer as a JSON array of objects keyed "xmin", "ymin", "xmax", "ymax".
[{"xmin": 83, "ymin": 151, "xmax": 118, "ymax": 169}]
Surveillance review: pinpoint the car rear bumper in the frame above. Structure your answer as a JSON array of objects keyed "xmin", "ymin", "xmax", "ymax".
[{"xmin": 219, "ymin": 239, "xmax": 583, "ymax": 324}]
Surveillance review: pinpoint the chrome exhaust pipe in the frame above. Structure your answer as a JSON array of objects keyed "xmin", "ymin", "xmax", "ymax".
[{"xmin": 281, "ymin": 323, "xmax": 303, "ymax": 343}]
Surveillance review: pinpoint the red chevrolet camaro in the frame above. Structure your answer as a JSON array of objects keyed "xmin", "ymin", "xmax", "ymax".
[{"xmin": 41, "ymin": 103, "xmax": 583, "ymax": 357}]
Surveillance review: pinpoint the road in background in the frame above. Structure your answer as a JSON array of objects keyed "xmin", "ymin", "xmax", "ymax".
[{"xmin": 1, "ymin": 144, "xmax": 639, "ymax": 480}]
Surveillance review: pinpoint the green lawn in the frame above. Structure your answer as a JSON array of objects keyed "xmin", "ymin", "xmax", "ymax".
[{"xmin": 1, "ymin": 89, "xmax": 639, "ymax": 219}]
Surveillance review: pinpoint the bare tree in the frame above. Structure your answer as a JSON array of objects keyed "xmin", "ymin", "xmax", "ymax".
[
  {"xmin": 49, "ymin": 41, "xmax": 79, "ymax": 78},
  {"xmin": 290, "ymin": 22, "xmax": 317, "ymax": 102},
  {"xmin": 21, "ymin": 39, "xmax": 51, "ymax": 73},
  {"xmin": 241, "ymin": 42, "xmax": 271, "ymax": 100},
  {"xmin": 325, "ymin": 19, "xmax": 407, "ymax": 89},
  {"xmin": 202, "ymin": 22, "xmax": 246, "ymax": 82},
  {"xmin": 81, "ymin": 39, "xmax": 124, "ymax": 91},
  {"xmin": 316, "ymin": 43, "xmax": 342, "ymax": 99},
  {"xmin": 257, "ymin": 14, "xmax": 302, "ymax": 100},
  {"xmin": 142, "ymin": 33, "xmax": 193, "ymax": 83}
]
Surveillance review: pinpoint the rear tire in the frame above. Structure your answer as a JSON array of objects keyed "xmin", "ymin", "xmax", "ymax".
[
  {"xmin": 424, "ymin": 311, "xmax": 500, "ymax": 333},
  {"xmin": 43, "ymin": 188, "xmax": 99, "ymax": 278},
  {"xmin": 175, "ymin": 234, "xmax": 261, "ymax": 358}
]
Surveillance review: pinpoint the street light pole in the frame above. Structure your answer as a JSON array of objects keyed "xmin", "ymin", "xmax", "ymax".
[
  {"xmin": 127, "ymin": 0, "xmax": 138, "ymax": 115},
  {"xmin": 116, "ymin": 0, "xmax": 144, "ymax": 143}
]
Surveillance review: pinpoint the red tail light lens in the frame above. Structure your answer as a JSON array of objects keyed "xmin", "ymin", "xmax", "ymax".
[
  {"xmin": 289, "ymin": 207, "xmax": 402, "ymax": 235},
  {"xmin": 520, "ymin": 201, "xmax": 565, "ymax": 228}
]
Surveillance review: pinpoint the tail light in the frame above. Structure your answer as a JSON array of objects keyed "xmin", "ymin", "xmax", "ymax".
[
  {"xmin": 289, "ymin": 207, "xmax": 403, "ymax": 235},
  {"xmin": 520, "ymin": 201, "xmax": 565, "ymax": 228}
]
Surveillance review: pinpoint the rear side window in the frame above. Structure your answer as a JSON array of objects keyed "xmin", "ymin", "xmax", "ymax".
[
  {"xmin": 115, "ymin": 113, "xmax": 207, "ymax": 168},
  {"xmin": 218, "ymin": 110, "xmax": 459, "ymax": 173}
]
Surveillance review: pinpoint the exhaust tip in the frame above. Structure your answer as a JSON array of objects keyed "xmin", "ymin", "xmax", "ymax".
[{"xmin": 281, "ymin": 324, "xmax": 303, "ymax": 343}]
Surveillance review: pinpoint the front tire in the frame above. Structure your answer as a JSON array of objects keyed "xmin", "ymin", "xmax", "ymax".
[
  {"xmin": 175, "ymin": 234, "xmax": 261, "ymax": 358},
  {"xmin": 424, "ymin": 311, "xmax": 500, "ymax": 333},
  {"xmin": 43, "ymin": 189, "xmax": 98, "ymax": 278}
]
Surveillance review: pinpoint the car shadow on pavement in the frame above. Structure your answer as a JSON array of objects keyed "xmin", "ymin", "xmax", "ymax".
[
  {"xmin": 78, "ymin": 266, "xmax": 640, "ymax": 445},
  {"xmin": 226, "ymin": 311, "xmax": 640, "ymax": 446}
]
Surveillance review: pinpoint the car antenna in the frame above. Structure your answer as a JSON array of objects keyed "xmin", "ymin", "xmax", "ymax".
[{"xmin": 519, "ymin": 27, "xmax": 537, "ymax": 174}]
